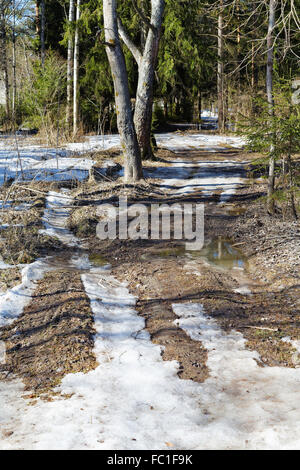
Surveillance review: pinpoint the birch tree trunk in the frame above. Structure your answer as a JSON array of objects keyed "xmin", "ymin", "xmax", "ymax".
[
  {"xmin": 134, "ymin": 0, "xmax": 165, "ymax": 160},
  {"xmin": 66, "ymin": 0, "xmax": 74, "ymax": 130},
  {"xmin": 35, "ymin": 1, "xmax": 40, "ymax": 35},
  {"xmin": 139, "ymin": 0, "xmax": 147, "ymax": 50},
  {"xmin": 266, "ymin": 0, "xmax": 277, "ymax": 214},
  {"xmin": 12, "ymin": 0, "xmax": 16, "ymax": 120},
  {"xmin": 0, "ymin": 8, "xmax": 10, "ymax": 122},
  {"xmin": 217, "ymin": 0, "xmax": 225, "ymax": 133},
  {"xmin": 41, "ymin": 0, "xmax": 45, "ymax": 66},
  {"xmin": 73, "ymin": 0, "xmax": 80, "ymax": 135},
  {"xmin": 103, "ymin": 0, "xmax": 143, "ymax": 181}
]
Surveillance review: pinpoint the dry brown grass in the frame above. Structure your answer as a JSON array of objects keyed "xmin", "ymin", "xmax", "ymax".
[
  {"xmin": 68, "ymin": 206, "xmax": 99, "ymax": 238},
  {"xmin": 0, "ymin": 226, "xmax": 62, "ymax": 264},
  {"xmin": 0, "ymin": 185, "xmax": 62, "ymax": 264},
  {"xmin": 0, "ymin": 268, "xmax": 21, "ymax": 291}
]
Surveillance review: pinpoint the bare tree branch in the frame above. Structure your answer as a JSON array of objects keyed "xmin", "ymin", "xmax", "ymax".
[
  {"xmin": 117, "ymin": 17, "xmax": 142, "ymax": 65},
  {"xmin": 131, "ymin": 0, "xmax": 155, "ymax": 32}
]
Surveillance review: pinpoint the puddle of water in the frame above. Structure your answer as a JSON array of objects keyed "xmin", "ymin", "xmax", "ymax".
[
  {"xmin": 141, "ymin": 247, "xmax": 186, "ymax": 261},
  {"xmin": 223, "ymin": 204, "xmax": 247, "ymax": 216},
  {"xmin": 89, "ymin": 253, "xmax": 109, "ymax": 267},
  {"xmin": 142, "ymin": 238, "xmax": 247, "ymax": 271},
  {"xmin": 188, "ymin": 238, "xmax": 247, "ymax": 270}
]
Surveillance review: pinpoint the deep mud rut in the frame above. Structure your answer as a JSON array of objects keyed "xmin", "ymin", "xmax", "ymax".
[{"xmin": 1, "ymin": 145, "xmax": 300, "ymax": 449}]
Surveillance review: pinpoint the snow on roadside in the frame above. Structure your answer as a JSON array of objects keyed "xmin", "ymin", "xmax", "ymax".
[
  {"xmin": 0, "ymin": 260, "xmax": 15, "ymax": 270},
  {"xmin": 147, "ymin": 159, "xmax": 246, "ymax": 200},
  {"xmin": 0, "ymin": 154, "xmax": 95, "ymax": 186},
  {"xmin": 0, "ymin": 135, "xmax": 119, "ymax": 186},
  {"xmin": 173, "ymin": 302, "xmax": 300, "ymax": 449},
  {"xmin": 0, "ymin": 260, "xmax": 49, "ymax": 327},
  {"xmin": 40, "ymin": 190, "xmax": 80, "ymax": 247},
  {"xmin": 0, "ymin": 132, "xmax": 245, "ymax": 187},
  {"xmin": 156, "ymin": 133, "xmax": 245, "ymax": 153}
]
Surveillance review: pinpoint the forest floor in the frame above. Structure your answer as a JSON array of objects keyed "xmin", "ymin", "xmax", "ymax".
[{"xmin": 0, "ymin": 132, "xmax": 300, "ymax": 449}]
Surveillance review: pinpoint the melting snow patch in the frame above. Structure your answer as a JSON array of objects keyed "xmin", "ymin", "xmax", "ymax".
[
  {"xmin": 282, "ymin": 337, "xmax": 300, "ymax": 367},
  {"xmin": 0, "ymin": 264, "xmax": 202, "ymax": 450},
  {"xmin": 151, "ymin": 159, "xmax": 246, "ymax": 200},
  {"xmin": 172, "ymin": 302, "xmax": 300, "ymax": 449},
  {"xmin": 156, "ymin": 133, "xmax": 245, "ymax": 153},
  {"xmin": 2, "ymin": 265, "xmax": 300, "ymax": 447},
  {"xmin": 0, "ymin": 259, "xmax": 49, "ymax": 327},
  {"xmin": 40, "ymin": 190, "xmax": 80, "ymax": 247},
  {"xmin": 233, "ymin": 285, "xmax": 252, "ymax": 295}
]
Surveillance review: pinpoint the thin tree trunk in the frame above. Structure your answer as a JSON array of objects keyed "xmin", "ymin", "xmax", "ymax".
[
  {"xmin": 217, "ymin": 0, "xmax": 225, "ymax": 133},
  {"xmin": 73, "ymin": 0, "xmax": 80, "ymax": 135},
  {"xmin": 40, "ymin": 0, "xmax": 45, "ymax": 66},
  {"xmin": 133, "ymin": 0, "xmax": 165, "ymax": 160},
  {"xmin": 12, "ymin": 0, "xmax": 16, "ymax": 121},
  {"xmin": 251, "ymin": 40, "xmax": 257, "ymax": 115},
  {"xmin": 163, "ymin": 97, "xmax": 168, "ymax": 119},
  {"xmin": 139, "ymin": 0, "xmax": 147, "ymax": 50},
  {"xmin": 35, "ymin": 1, "xmax": 40, "ymax": 35},
  {"xmin": 66, "ymin": 0, "xmax": 75, "ymax": 130},
  {"xmin": 197, "ymin": 90, "xmax": 202, "ymax": 129},
  {"xmin": 251, "ymin": 41, "xmax": 255, "ymax": 90},
  {"xmin": 103, "ymin": 0, "xmax": 143, "ymax": 181},
  {"xmin": 0, "ymin": 9, "xmax": 10, "ymax": 123},
  {"xmin": 236, "ymin": 0, "xmax": 241, "ymax": 95},
  {"xmin": 287, "ymin": 153, "xmax": 297, "ymax": 220},
  {"xmin": 266, "ymin": 0, "xmax": 277, "ymax": 214}
]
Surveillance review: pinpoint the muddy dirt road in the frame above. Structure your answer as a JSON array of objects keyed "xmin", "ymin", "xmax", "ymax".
[{"xmin": 0, "ymin": 142, "xmax": 300, "ymax": 449}]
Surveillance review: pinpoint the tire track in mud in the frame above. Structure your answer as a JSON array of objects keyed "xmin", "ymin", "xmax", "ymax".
[{"xmin": 0, "ymin": 268, "xmax": 97, "ymax": 395}]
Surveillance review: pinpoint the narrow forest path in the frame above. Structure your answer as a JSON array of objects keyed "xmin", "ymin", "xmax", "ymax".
[{"xmin": 0, "ymin": 140, "xmax": 300, "ymax": 450}]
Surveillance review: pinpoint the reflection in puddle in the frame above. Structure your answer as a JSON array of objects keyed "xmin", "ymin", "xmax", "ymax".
[
  {"xmin": 141, "ymin": 247, "xmax": 186, "ymax": 261},
  {"xmin": 223, "ymin": 204, "xmax": 247, "ymax": 216},
  {"xmin": 189, "ymin": 238, "xmax": 247, "ymax": 270},
  {"xmin": 143, "ymin": 238, "xmax": 247, "ymax": 271},
  {"xmin": 46, "ymin": 252, "xmax": 110, "ymax": 271},
  {"xmin": 89, "ymin": 252, "xmax": 109, "ymax": 267}
]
